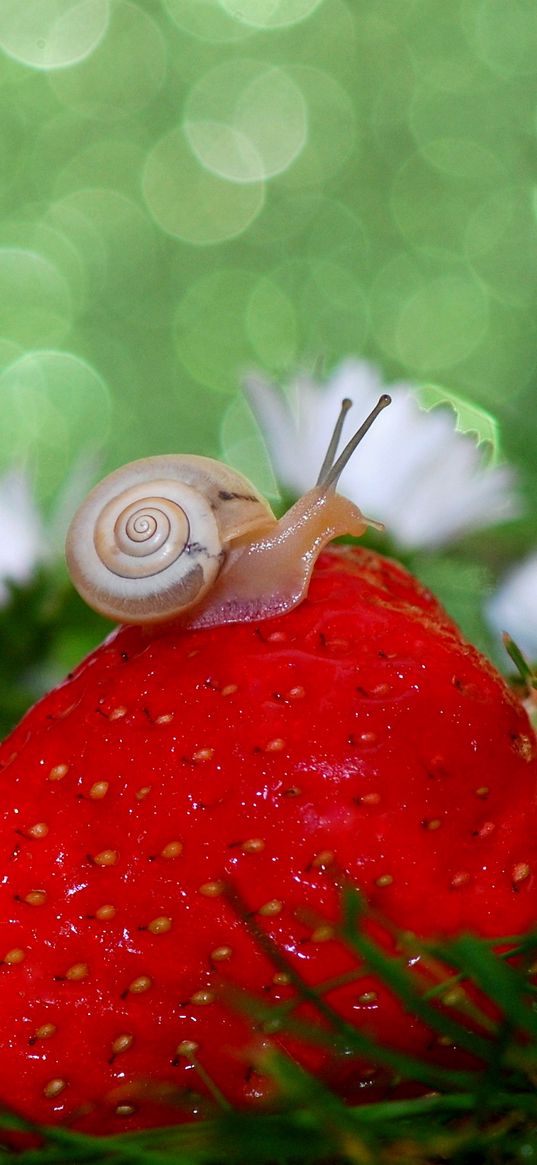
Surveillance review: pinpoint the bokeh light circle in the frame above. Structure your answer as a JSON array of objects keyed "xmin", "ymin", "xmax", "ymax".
[
  {"xmin": 163, "ymin": 0, "xmax": 253, "ymax": 42},
  {"xmin": 49, "ymin": 189, "xmax": 161, "ymax": 319},
  {"xmin": 142, "ymin": 128, "xmax": 265, "ymax": 244},
  {"xmin": 301, "ymin": 259, "xmax": 369, "ymax": 356},
  {"xmin": 466, "ymin": 185, "xmax": 537, "ymax": 307},
  {"xmin": 370, "ymin": 255, "xmax": 489, "ymax": 374},
  {"xmin": 404, "ymin": 0, "xmax": 483, "ymax": 93},
  {"xmin": 185, "ymin": 61, "xmax": 308, "ymax": 183},
  {"xmin": 245, "ymin": 277, "xmax": 299, "ymax": 369},
  {"xmin": 390, "ymin": 149, "xmax": 479, "ymax": 253},
  {"xmin": 49, "ymin": 1, "xmax": 166, "ymax": 119},
  {"xmin": 421, "ymin": 136, "xmax": 503, "ymax": 182},
  {"xmin": 370, "ymin": 254, "xmax": 419, "ymax": 362},
  {"xmin": 246, "ymin": 188, "xmax": 322, "ymax": 246},
  {"xmin": 278, "ymin": 66, "xmax": 355, "ymax": 187},
  {"xmin": 305, "ymin": 197, "xmax": 368, "ymax": 266},
  {"xmin": 183, "ymin": 122, "xmax": 265, "ymax": 186},
  {"xmin": 45, "ymin": 196, "xmax": 108, "ymax": 299},
  {"xmin": 0, "ymin": 0, "xmax": 109, "ymax": 70},
  {"xmin": 396, "ymin": 274, "xmax": 489, "ymax": 373},
  {"xmin": 0, "ymin": 341, "xmax": 22, "ymax": 372},
  {"xmin": 408, "ymin": 82, "xmax": 503, "ymax": 155},
  {"xmin": 370, "ymin": 47, "xmax": 417, "ymax": 154},
  {"xmin": 473, "ymin": 0, "xmax": 537, "ymax": 77},
  {"xmin": 218, "ymin": 0, "xmax": 324, "ymax": 29},
  {"xmin": 174, "ymin": 269, "xmax": 259, "ymax": 391},
  {"xmin": 1, "ymin": 218, "xmax": 86, "ymax": 316},
  {"xmin": 0, "ymin": 350, "xmax": 111, "ymax": 500},
  {"xmin": 0, "ymin": 248, "xmax": 72, "ymax": 347},
  {"xmin": 54, "ymin": 136, "xmax": 147, "ymax": 198}
]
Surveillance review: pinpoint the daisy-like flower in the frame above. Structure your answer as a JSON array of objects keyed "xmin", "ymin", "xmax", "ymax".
[
  {"xmin": 0, "ymin": 454, "xmax": 104, "ymax": 608},
  {"xmin": 0, "ymin": 469, "xmax": 47, "ymax": 605},
  {"xmin": 487, "ymin": 553, "xmax": 537, "ymax": 662},
  {"xmin": 243, "ymin": 359, "xmax": 521, "ymax": 550}
]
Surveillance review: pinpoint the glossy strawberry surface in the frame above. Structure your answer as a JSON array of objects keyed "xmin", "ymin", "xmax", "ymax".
[{"xmin": 0, "ymin": 546, "xmax": 536, "ymax": 1133}]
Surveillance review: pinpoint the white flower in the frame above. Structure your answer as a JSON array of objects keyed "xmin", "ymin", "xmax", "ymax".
[
  {"xmin": 0, "ymin": 470, "xmax": 47, "ymax": 604},
  {"xmin": 243, "ymin": 359, "xmax": 521, "ymax": 550},
  {"xmin": 0, "ymin": 457, "xmax": 100, "ymax": 607},
  {"xmin": 487, "ymin": 552, "xmax": 537, "ymax": 662}
]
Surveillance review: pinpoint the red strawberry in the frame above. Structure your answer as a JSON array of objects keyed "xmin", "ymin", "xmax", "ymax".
[{"xmin": 0, "ymin": 544, "xmax": 536, "ymax": 1134}]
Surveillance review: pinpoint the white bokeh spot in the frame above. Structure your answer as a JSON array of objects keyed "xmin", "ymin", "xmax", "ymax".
[
  {"xmin": 218, "ymin": 0, "xmax": 324, "ymax": 30},
  {"xmin": 185, "ymin": 60, "xmax": 308, "ymax": 183},
  {"xmin": 0, "ymin": 0, "xmax": 109, "ymax": 70},
  {"xmin": 142, "ymin": 128, "xmax": 265, "ymax": 244}
]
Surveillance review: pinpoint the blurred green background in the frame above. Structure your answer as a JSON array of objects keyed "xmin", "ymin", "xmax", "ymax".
[{"xmin": 1, "ymin": 0, "xmax": 537, "ymax": 732}]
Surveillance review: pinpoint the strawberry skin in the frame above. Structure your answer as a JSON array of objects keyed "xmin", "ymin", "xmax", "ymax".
[{"xmin": 0, "ymin": 545, "xmax": 536, "ymax": 1133}]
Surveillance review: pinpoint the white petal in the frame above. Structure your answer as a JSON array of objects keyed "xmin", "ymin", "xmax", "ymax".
[
  {"xmin": 243, "ymin": 372, "xmax": 307, "ymax": 493},
  {"xmin": 487, "ymin": 552, "xmax": 537, "ymax": 659},
  {"xmin": 0, "ymin": 470, "xmax": 46, "ymax": 603}
]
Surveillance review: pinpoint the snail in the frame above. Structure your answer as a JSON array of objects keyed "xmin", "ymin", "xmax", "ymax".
[{"xmin": 66, "ymin": 394, "xmax": 391, "ymax": 628}]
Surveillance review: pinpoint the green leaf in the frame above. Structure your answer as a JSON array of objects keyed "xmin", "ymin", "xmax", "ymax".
[
  {"xmin": 416, "ymin": 385, "xmax": 502, "ymax": 465},
  {"xmin": 502, "ymin": 633, "xmax": 537, "ymax": 690},
  {"xmin": 429, "ymin": 932, "xmax": 537, "ymax": 1043}
]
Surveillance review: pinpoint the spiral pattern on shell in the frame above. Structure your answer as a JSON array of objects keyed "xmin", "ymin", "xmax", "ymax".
[
  {"xmin": 96, "ymin": 491, "xmax": 190, "ymax": 579},
  {"xmin": 65, "ymin": 453, "xmax": 277, "ymax": 624}
]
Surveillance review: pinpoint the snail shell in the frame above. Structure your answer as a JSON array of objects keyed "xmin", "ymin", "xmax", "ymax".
[
  {"xmin": 66, "ymin": 396, "xmax": 391, "ymax": 628},
  {"xmin": 65, "ymin": 454, "xmax": 276, "ymax": 625}
]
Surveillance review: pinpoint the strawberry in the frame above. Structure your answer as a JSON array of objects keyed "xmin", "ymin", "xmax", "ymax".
[{"xmin": 0, "ymin": 544, "xmax": 536, "ymax": 1135}]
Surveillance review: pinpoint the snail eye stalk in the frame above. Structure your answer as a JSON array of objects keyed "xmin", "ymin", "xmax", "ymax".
[
  {"xmin": 320, "ymin": 394, "xmax": 391, "ymax": 492},
  {"xmin": 316, "ymin": 398, "xmax": 353, "ymax": 486}
]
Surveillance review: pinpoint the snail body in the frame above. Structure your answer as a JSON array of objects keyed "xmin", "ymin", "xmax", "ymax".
[
  {"xmin": 187, "ymin": 486, "xmax": 369, "ymax": 628},
  {"xmin": 66, "ymin": 396, "xmax": 391, "ymax": 627},
  {"xmin": 66, "ymin": 454, "xmax": 276, "ymax": 626}
]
